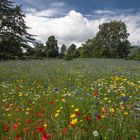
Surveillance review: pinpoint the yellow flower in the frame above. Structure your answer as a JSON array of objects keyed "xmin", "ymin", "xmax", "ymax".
[
  {"xmin": 60, "ymin": 107, "xmax": 63, "ymax": 110},
  {"xmin": 54, "ymin": 113, "xmax": 59, "ymax": 117},
  {"xmin": 104, "ymin": 97, "xmax": 108, "ymax": 100},
  {"xmin": 62, "ymin": 99, "xmax": 65, "ymax": 102},
  {"xmin": 19, "ymin": 92, "xmax": 22, "ymax": 96},
  {"xmin": 26, "ymin": 108, "xmax": 30, "ymax": 111},
  {"xmin": 71, "ymin": 105, "xmax": 75, "ymax": 108},
  {"xmin": 110, "ymin": 108, "xmax": 115, "ymax": 113},
  {"xmin": 70, "ymin": 118, "xmax": 77, "ymax": 125},
  {"xmin": 74, "ymin": 108, "xmax": 79, "ymax": 112},
  {"xmin": 56, "ymin": 110, "xmax": 61, "ymax": 113},
  {"xmin": 43, "ymin": 124, "xmax": 47, "ymax": 127},
  {"xmin": 124, "ymin": 111, "xmax": 128, "ymax": 115},
  {"xmin": 70, "ymin": 114, "xmax": 76, "ymax": 118},
  {"xmin": 121, "ymin": 93, "xmax": 125, "ymax": 97},
  {"xmin": 108, "ymin": 100, "xmax": 111, "ymax": 103},
  {"xmin": 121, "ymin": 106, "xmax": 124, "ymax": 110}
]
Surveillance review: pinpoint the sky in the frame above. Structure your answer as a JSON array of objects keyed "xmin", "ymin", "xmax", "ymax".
[{"xmin": 13, "ymin": 0, "xmax": 140, "ymax": 47}]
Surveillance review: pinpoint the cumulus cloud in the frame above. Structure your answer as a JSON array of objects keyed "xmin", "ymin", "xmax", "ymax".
[{"xmin": 25, "ymin": 9, "xmax": 140, "ymax": 47}]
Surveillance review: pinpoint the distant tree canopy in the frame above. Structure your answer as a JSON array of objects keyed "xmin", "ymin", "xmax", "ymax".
[
  {"xmin": 81, "ymin": 20, "xmax": 131, "ymax": 58},
  {"xmin": 0, "ymin": 0, "xmax": 35, "ymax": 59},
  {"xmin": 129, "ymin": 47, "xmax": 140, "ymax": 60},
  {"xmin": 45, "ymin": 36, "xmax": 59, "ymax": 58},
  {"xmin": 67, "ymin": 44, "xmax": 78, "ymax": 58},
  {"xmin": 0, "ymin": 1, "xmax": 139, "ymax": 62}
]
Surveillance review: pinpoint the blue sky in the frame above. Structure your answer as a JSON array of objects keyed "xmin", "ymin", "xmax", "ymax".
[{"xmin": 13, "ymin": 0, "xmax": 140, "ymax": 46}]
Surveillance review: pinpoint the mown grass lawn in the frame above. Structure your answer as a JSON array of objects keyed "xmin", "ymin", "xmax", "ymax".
[{"xmin": 0, "ymin": 58, "xmax": 140, "ymax": 140}]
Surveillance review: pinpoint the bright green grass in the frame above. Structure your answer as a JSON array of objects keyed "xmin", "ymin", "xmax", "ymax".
[{"xmin": 0, "ymin": 58, "xmax": 140, "ymax": 140}]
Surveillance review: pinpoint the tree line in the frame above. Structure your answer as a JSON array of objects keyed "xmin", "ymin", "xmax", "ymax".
[{"xmin": 0, "ymin": 0, "xmax": 140, "ymax": 60}]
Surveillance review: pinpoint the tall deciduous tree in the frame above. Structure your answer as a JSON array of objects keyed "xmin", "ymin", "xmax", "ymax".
[
  {"xmin": 81, "ymin": 21, "xmax": 130, "ymax": 58},
  {"xmin": 95, "ymin": 20, "xmax": 130, "ymax": 58}
]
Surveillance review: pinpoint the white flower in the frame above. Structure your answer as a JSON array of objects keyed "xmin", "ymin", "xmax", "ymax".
[{"xmin": 93, "ymin": 131, "xmax": 99, "ymax": 137}]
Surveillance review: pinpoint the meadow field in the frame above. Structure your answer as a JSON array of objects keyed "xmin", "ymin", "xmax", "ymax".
[{"xmin": 0, "ymin": 58, "xmax": 140, "ymax": 140}]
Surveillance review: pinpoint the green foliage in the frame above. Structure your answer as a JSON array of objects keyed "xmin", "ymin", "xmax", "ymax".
[
  {"xmin": 0, "ymin": 0, "xmax": 35, "ymax": 60},
  {"xmin": 45, "ymin": 36, "xmax": 59, "ymax": 58},
  {"xmin": 67, "ymin": 44, "xmax": 77, "ymax": 58},
  {"xmin": 130, "ymin": 47, "xmax": 140, "ymax": 60},
  {"xmin": 59, "ymin": 44, "xmax": 67, "ymax": 59},
  {"xmin": 63, "ymin": 55, "xmax": 73, "ymax": 61},
  {"xmin": 33, "ymin": 43, "xmax": 46, "ymax": 57},
  {"xmin": 81, "ymin": 21, "xmax": 130, "ymax": 58}
]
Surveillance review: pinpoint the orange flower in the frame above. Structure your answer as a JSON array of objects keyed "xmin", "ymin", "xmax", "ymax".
[{"xmin": 102, "ymin": 107, "xmax": 106, "ymax": 113}]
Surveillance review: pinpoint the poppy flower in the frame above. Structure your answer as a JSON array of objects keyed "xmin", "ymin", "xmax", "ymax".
[
  {"xmin": 12, "ymin": 124, "xmax": 18, "ymax": 130},
  {"xmin": 3, "ymin": 124, "xmax": 9, "ymax": 132},
  {"xmin": 38, "ymin": 126, "xmax": 45, "ymax": 133},
  {"xmin": 76, "ymin": 111, "xmax": 80, "ymax": 116},
  {"xmin": 25, "ymin": 119, "xmax": 30, "ymax": 124},
  {"xmin": 96, "ymin": 115, "xmax": 102, "ymax": 120},
  {"xmin": 93, "ymin": 90, "xmax": 98, "ymax": 96},
  {"xmin": 36, "ymin": 112, "xmax": 43, "ymax": 117},
  {"xmin": 24, "ymin": 127, "xmax": 28, "ymax": 133},
  {"xmin": 61, "ymin": 127, "xmax": 68, "ymax": 135},
  {"xmin": 50, "ymin": 101, "xmax": 55, "ymax": 105},
  {"xmin": 86, "ymin": 115, "xmax": 91, "ymax": 121},
  {"xmin": 14, "ymin": 134, "xmax": 22, "ymax": 140},
  {"xmin": 42, "ymin": 132, "xmax": 52, "ymax": 140}
]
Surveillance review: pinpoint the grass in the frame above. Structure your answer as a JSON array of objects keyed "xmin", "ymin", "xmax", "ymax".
[{"xmin": 0, "ymin": 58, "xmax": 140, "ymax": 140}]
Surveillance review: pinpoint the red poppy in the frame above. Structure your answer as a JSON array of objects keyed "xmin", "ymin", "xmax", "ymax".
[
  {"xmin": 38, "ymin": 126, "xmax": 45, "ymax": 133},
  {"xmin": 14, "ymin": 134, "xmax": 22, "ymax": 140},
  {"xmin": 24, "ymin": 127, "xmax": 28, "ymax": 133},
  {"xmin": 42, "ymin": 132, "xmax": 52, "ymax": 140},
  {"xmin": 86, "ymin": 115, "xmax": 91, "ymax": 121},
  {"xmin": 61, "ymin": 127, "xmax": 68, "ymax": 135},
  {"xmin": 50, "ymin": 101, "xmax": 55, "ymax": 105},
  {"xmin": 36, "ymin": 112, "xmax": 43, "ymax": 117},
  {"xmin": 12, "ymin": 124, "xmax": 18, "ymax": 130},
  {"xmin": 25, "ymin": 119, "xmax": 30, "ymax": 124},
  {"xmin": 76, "ymin": 111, "xmax": 80, "ymax": 116},
  {"xmin": 3, "ymin": 124, "xmax": 9, "ymax": 132},
  {"xmin": 93, "ymin": 90, "xmax": 98, "ymax": 96},
  {"xmin": 96, "ymin": 115, "xmax": 102, "ymax": 120}
]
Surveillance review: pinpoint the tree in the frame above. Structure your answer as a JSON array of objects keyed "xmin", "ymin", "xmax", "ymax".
[
  {"xmin": 67, "ymin": 44, "xmax": 77, "ymax": 58},
  {"xmin": 95, "ymin": 20, "xmax": 130, "ymax": 58},
  {"xmin": 0, "ymin": 0, "xmax": 35, "ymax": 59},
  {"xmin": 60, "ymin": 44, "xmax": 67, "ymax": 55},
  {"xmin": 129, "ymin": 47, "xmax": 140, "ymax": 60},
  {"xmin": 33, "ymin": 43, "xmax": 46, "ymax": 57},
  {"xmin": 45, "ymin": 36, "xmax": 59, "ymax": 58},
  {"xmin": 81, "ymin": 20, "xmax": 130, "ymax": 58},
  {"xmin": 59, "ymin": 44, "xmax": 67, "ymax": 58}
]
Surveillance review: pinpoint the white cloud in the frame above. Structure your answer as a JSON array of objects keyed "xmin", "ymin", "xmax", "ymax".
[{"xmin": 25, "ymin": 9, "xmax": 140, "ymax": 47}]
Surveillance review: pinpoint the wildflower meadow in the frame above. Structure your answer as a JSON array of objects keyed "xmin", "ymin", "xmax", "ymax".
[{"xmin": 0, "ymin": 58, "xmax": 140, "ymax": 140}]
